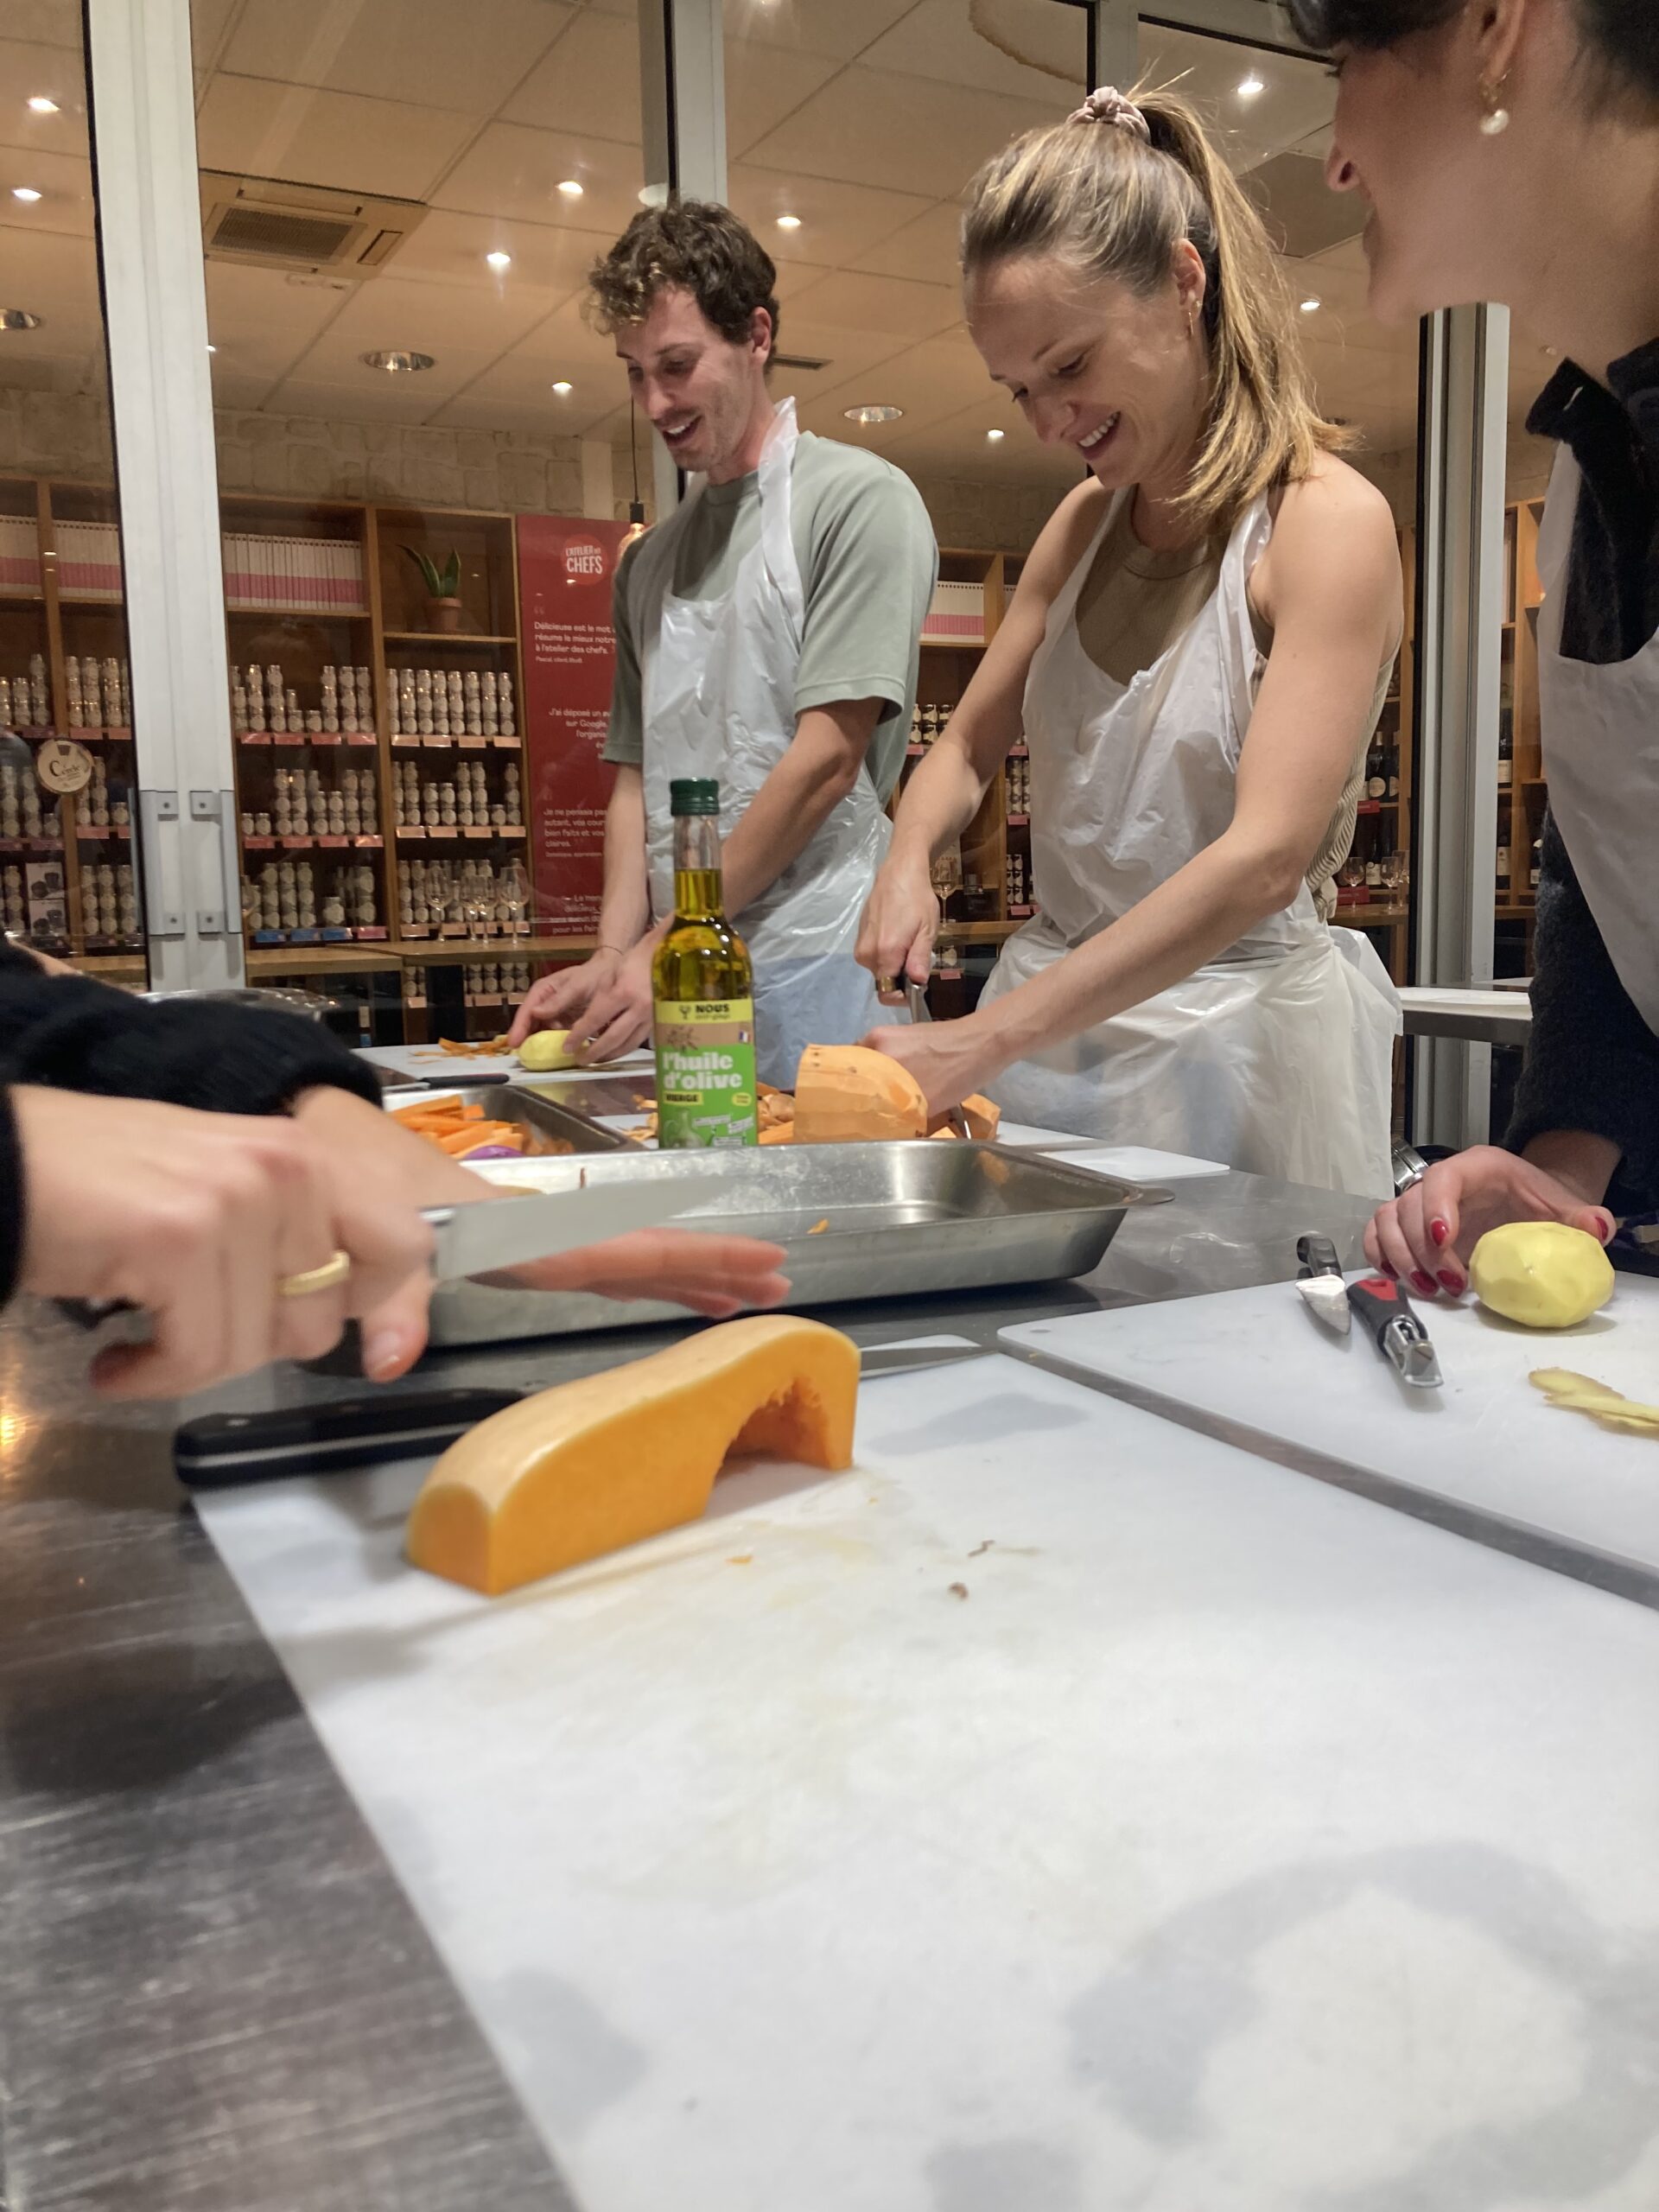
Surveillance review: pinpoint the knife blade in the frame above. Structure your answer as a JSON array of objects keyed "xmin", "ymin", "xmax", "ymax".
[
  {"xmin": 423, "ymin": 1179, "xmax": 704, "ymax": 1280},
  {"xmin": 1346, "ymin": 1273, "xmax": 1444, "ymax": 1389},
  {"xmin": 1294, "ymin": 1232, "xmax": 1351, "ymax": 1337},
  {"xmin": 58, "ymin": 1179, "xmax": 707, "ymax": 1336}
]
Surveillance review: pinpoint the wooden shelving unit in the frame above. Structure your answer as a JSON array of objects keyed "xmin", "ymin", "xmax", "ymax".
[{"xmin": 1494, "ymin": 498, "xmax": 1547, "ymax": 975}]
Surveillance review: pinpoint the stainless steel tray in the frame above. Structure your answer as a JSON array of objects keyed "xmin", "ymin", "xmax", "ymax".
[
  {"xmin": 426, "ymin": 1139, "xmax": 1171, "ymax": 1344},
  {"xmin": 381, "ymin": 1082, "xmax": 627, "ymax": 1154}
]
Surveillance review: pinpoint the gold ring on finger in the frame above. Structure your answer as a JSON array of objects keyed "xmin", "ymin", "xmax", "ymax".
[{"xmin": 276, "ymin": 1249, "xmax": 352, "ymax": 1299}]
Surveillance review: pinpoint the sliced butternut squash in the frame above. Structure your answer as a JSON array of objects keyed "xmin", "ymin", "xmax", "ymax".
[
  {"xmin": 961, "ymin": 1092, "xmax": 1001, "ymax": 1141},
  {"xmin": 406, "ymin": 1315, "xmax": 859, "ymax": 1596},
  {"xmin": 792, "ymin": 1043, "xmax": 929, "ymax": 1144}
]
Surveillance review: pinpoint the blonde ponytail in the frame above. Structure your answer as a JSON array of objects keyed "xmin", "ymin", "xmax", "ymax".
[{"xmin": 962, "ymin": 85, "xmax": 1347, "ymax": 534}]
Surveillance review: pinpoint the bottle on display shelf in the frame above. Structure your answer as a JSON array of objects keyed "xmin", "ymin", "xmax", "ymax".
[
  {"xmin": 1496, "ymin": 836, "xmax": 1510, "ymax": 891},
  {"xmin": 1497, "ymin": 710, "xmax": 1513, "ymax": 788},
  {"xmin": 1385, "ymin": 744, "xmax": 1401, "ymax": 801},
  {"xmin": 1365, "ymin": 734, "xmax": 1387, "ymax": 801},
  {"xmin": 652, "ymin": 778, "xmax": 758, "ymax": 1149},
  {"xmin": 1529, "ymin": 836, "xmax": 1541, "ymax": 892}
]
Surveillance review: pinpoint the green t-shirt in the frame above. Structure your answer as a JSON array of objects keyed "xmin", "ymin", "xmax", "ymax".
[{"xmin": 602, "ymin": 431, "xmax": 938, "ymax": 804}]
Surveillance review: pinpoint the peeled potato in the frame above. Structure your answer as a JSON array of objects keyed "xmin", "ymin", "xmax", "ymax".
[
  {"xmin": 1469, "ymin": 1222, "xmax": 1614, "ymax": 1329},
  {"xmin": 518, "ymin": 1029, "xmax": 581, "ymax": 1073}
]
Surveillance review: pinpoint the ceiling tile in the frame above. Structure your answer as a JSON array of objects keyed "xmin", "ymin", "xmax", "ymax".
[
  {"xmin": 432, "ymin": 122, "xmax": 643, "ymax": 239},
  {"xmin": 808, "ymin": 327, "xmax": 995, "ymax": 430},
  {"xmin": 772, "ymin": 321, "xmax": 909, "ymax": 396},
  {"xmin": 188, "ymin": 0, "xmax": 241, "ymax": 72},
  {"xmin": 0, "ymin": 38, "xmax": 88, "ymax": 156},
  {"xmin": 0, "ymin": 142, "xmax": 92, "ymax": 236},
  {"xmin": 783, "ymin": 267, "xmax": 959, "ymax": 341},
  {"xmin": 725, "ymin": 44, "xmax": 840, "ymax": 161},
  {"xmin": 1137, "ymin": 23, "xmax": 1336, "ymax": 175},
  {"xmin": 728, "ymin": 164, "xmax": 934, "ymax": 270},
  {"xmin": 204, "ymin": 261, "xmax": 353, "ymax": 385},
  {"xmin": 501, "ymin": 9, "xmax": 640, "ymax": 143},
  {"xmin": 5, "ymin": 3, "xmax": 81, "ymax": 49},
  {"xmin": 858, "ymin": 0, "xmax": 1083, "ymax": 104},
  {"xmin": 722, "ymin": 0, "xmax": 925, "ymax": 66},
  {"xmin": 389, "ymin": 208, "xmax": 613, "ymax": 301},
  {"xmin": 196, "ymin": 76, "xmax": 474, "ymax": 200},
  {"xmin": 208, "ymin": 365, "xmax": 284, "ymax": 410},
  {"xmin": 223, "ymin": 0, "xmax": 572, "ymax": 115},
  {"xmin": 446, "ymin": 296, "xmax": 624, "ymax": 410},
  {"xmin": 287, "ymin": 272, "xmax": 562, "ymax": 386},
  {"xmin": 742, "ymin": 67, "xmax": 1056, "ymax": 199},
  {"xmin": 849, "ymin": 197, "xmax": 963, "ymax": 283}
]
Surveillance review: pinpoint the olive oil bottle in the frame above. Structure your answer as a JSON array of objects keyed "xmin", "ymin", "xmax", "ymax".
[{"xmin": 652, "ymin": 779, "xmax": 758, "ymax": 1147}]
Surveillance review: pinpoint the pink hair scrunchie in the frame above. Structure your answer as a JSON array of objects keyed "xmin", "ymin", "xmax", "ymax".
[{"xmin": 1067, "ymin": 86, "xmax": 1151, "ymax": 140}]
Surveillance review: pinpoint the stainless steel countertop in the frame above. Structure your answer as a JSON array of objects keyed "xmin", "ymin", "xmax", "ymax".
[{"xmin": 0, "ymin": 1169, "xmax": 1377, "ymax": 2210}]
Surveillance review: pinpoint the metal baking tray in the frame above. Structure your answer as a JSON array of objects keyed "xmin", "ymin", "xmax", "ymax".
[
  {"xmin": 381, "ymin": 1082, "xmax": 628, "ymax": 1154},
  {"xmin": 425, "ymin": 1139, "xmax": 1172, "ymax": 1345}
]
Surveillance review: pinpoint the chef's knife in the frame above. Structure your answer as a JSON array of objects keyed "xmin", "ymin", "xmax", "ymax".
[
  {"xmin": 59, "ymin": 1180, "xmax": 707, "ymax": 1335},
  {"xmin": 174, "ymin": 1341, "xmax": 987, "ymax": 1487},
  {"xmin": 1294, "ymin": 1232, "xmax": 1351, "ymax": 1337},
  {"xmin": 1346, "ymin": 1273, "xmax": 1444, "ymax": 1389}
]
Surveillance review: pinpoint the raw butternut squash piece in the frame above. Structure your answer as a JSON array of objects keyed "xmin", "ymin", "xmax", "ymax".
[
  {"xmin": 406, "ymin": 1315, "xmax": 859, "ymax": 1596},
  {"xmin": 792, "ymin": 1043, "xmax": 928, "ymax": 1144},
  {"xmin": 961, "ymin": 1092, "xmax": 1001, "ymax": 1141}
]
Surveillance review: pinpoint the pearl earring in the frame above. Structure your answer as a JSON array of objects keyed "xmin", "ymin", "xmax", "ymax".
[{"xmin": 1478, "ymin": 76, "xmax": 1510, "ymax": 136}]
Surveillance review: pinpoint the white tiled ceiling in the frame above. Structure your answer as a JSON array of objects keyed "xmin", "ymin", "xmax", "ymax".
[{"xmin": 0, "ymin": 0, "xmax": 1455, "ymax": 505}]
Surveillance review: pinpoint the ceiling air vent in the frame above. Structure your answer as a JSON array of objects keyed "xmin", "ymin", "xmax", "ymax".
[
  {"xmin": 200, "ymin": 173, "xmax": 426, "ymax": 278},
  {"xmin": 773, "ymin": 351, "xmax": 830, "ymax": 373}
]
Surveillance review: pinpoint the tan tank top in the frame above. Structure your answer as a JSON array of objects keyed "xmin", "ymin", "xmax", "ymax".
[{"xmin": 1075, "ymin": 497, "xmax": 1395, "ymax": 922}]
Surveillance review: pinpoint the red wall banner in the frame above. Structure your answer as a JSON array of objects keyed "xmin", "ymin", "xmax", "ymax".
[{"xmin": 517, "ymin": 515, "xmax": 627, "ymax": 931}]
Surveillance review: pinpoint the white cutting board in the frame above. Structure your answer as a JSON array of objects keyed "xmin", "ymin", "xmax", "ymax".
[
  {"xmin": 1003, "ymin": 1275, "xmax": 1659, "ymax": 1579},
  {"xmin": 198, "ymin": 1355, "xmax": 1659, "ymax": 2212},
  {"xmin": 992, "ymin": 1124, "xmax": 1230, "ymax": 1179},
  {"xmin": 357, "ymin": 1040, "xmax": 653, "ymax": 1085}
]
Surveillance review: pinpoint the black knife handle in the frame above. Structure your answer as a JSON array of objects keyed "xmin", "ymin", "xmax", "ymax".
[
  {"xmin": 1296, "ymin": 1234, "xmax": 1343, "ymax": 1279},
  {"xmin": 1346, "ymin": 1272, "xmax": 1415, "ymax": 1354},
  {"xmin": 174, "ymin": 1386, "xmax": 523, "ymax": 1489}
]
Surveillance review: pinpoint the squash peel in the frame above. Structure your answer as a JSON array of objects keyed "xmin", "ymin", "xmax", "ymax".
[{"xmin": 407, "ymin": 1315, "xmax": 860, "ymax": 1595}]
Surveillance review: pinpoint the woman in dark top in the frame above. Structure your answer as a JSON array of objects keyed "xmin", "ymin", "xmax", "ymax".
[
  {"xmin": 0, "ymin": 945, "xmax": 786, "ymax": 1396},
  {"xmin": 1288, "ymin": 0, "xmax": 1659, "ymax": 1293}
]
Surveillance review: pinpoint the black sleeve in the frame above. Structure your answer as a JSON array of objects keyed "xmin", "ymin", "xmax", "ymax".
[
  {"xmin": 0, "ymin": 1083, "xmax": 22, "ymax": 1310},
  {"xmin": 1506, "ymin": 812, "xmax": 1659, "ymax": 1215},
  {"xmin": 0, "ymin": 953, "xmax": 381, "ymax": 1119}
]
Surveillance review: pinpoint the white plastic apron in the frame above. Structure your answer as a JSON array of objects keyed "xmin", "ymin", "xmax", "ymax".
[
  {"xmin": 632, "ymin": 398, "xmax": 894, "ymax": 1087},
  {"xmin": 978, "ymin": 490, "xmax": 1401, "ymax": 1197},
  {"xmin": 1535, "ymin": 446, "xmax": 1659, "ymax": 1032}
]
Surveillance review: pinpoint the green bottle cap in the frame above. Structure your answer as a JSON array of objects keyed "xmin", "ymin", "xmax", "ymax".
[{"xmin": 669, "ymin": 778, "xmax": 720, "ymax": 817}]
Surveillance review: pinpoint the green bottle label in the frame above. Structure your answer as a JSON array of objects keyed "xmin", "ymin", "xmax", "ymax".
[{"xmin": 654, "ymin": 998, "xmax": 759, "ymax": 1148}]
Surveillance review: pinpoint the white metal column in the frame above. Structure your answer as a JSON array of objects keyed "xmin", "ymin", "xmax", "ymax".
[
  {"xmin": 1085, "ymin": 0, "xmax": 1140, "ymax": 86},
  {"xmin": 1410, "ymin": 304, "xmax": 1510, "ymax": 1148},
  {"xmin": 86, "ymin": 0, "xmax": 241, "ymax": 990},
  {"xmin": 639, "ymin": 0, "xmax": 728, "ymax": 523}
]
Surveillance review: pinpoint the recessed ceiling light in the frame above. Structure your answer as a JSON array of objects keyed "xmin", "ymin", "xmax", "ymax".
[
  {"xmin": 27, "ymin": 96, "xmax": 60, "ymax": 114},
  {"xmin": 638, "ymin": 181, "xmax": 669, "ymax": 209},
  {"xmin": 1300, "ymin": 296, "xmax": 1321, "ymax": 313},
  {"xmin": 12, "ymin": 187, "xmax": 42, "ymax": 203},
  {"xmin": 551, "ymin": 379, "xmax": 574, "ymax": 396},
  {"xmin": 360, "ymin": 348, "xmax": 435, "ymax": 373},
  {"xmin": 0, "ymin": 308, "xmax": 43, "ymax": 332},
  {"xmin": 776, "ymin": 213, "xmax": 801, "ymax": 231},
  {"xmin": 843, "ymin": 404, "xmax": 903, "ymax": 424},
  {"xmin": 206, "ymin": 342, "xmax": 216, "ymax": 353},
  {"xmin": 556, "ymin": 179, "xmax": 583, "ymax": 199},
  {"xmin": 486, "ymin": 250, "xmax": 512, "ymax": 270},
  {"xmin": 986, "ymin": 428, "xmax": 1004, "ymax": 442},
  {"xmin": 1236, "ymin": 72, "xmax": 1265, "ymax": 99}
]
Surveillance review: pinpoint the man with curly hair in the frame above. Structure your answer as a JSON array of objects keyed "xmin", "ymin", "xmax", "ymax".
[{"xmin": 509, "ymin": 200, "xmax": 938, "ymax": 1085}]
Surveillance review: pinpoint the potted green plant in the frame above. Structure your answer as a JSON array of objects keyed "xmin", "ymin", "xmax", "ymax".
[{"xmin": 404, "ymin": 545, "xmax": 464, "ymax": 633}]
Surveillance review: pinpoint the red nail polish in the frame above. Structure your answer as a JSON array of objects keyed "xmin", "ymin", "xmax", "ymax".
[
  {"xmin": 1429, "ymin": 1219, "xmax": 1450, "ymax": 1248},
  {"xmin": 1438, "ymin": 1270, "xmax": 1464, "ymax": 1295},
  {"xmin": 1411, "ymin": 1270, "xmax": 1437, "ymax": 1298},
  {"xmin": 1379, "ymin": 1260, "xmax": 1398, "ymax": 1280}
]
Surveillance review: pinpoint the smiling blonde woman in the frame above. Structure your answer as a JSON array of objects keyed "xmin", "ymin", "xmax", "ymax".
[{"xmin": 855, "ymin": 84, "xmax": 1405, "ymax": 1196}]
